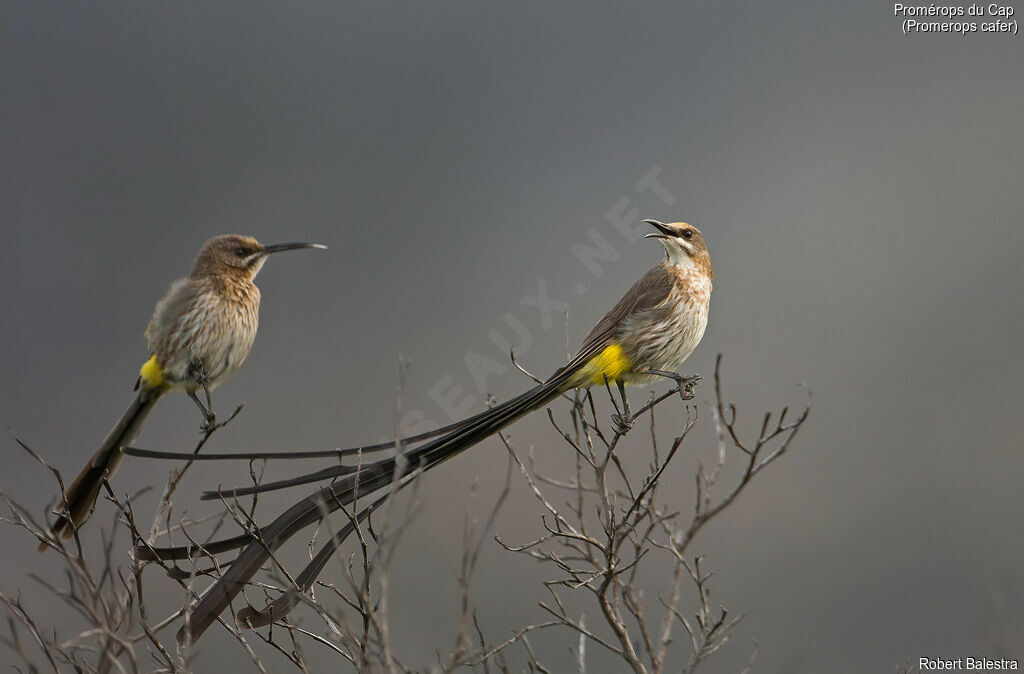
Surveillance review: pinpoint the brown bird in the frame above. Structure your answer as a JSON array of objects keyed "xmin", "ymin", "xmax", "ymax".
[
  {"xmin": 145, "ymin": 220, "xmax": 712, "ymax": 644},
  {"xmin": 42, "ymin": 235, "xmax": 326, "ymax": 550}
]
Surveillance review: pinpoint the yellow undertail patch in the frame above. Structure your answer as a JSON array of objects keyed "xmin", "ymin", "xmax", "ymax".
[
  {"xmin": 579, "ymin": 343, "xmax": 633, "ymax": 386},
  {"xmin": 139, "ymin": 355, "xmax": 166, "ymax": 389}
]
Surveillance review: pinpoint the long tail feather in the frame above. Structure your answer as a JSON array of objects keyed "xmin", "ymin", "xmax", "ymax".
[
  {"xmin": 42, "ymin": 387, "xmax": 164, "ymax": 551},
  {"xmin": 141, "ymin": 339, "xmax": 612, "ymax": 563},
  {"xmin": 125, "ymin": 410, "xmax": 499, "ymax": 463},
  {"xmin": 175, "ymin": 374, "xmax": 571, "ymax": 644},
  {"xmin": 149, "ymin": 381, "xmax": 566, "ymax": 561},
  {"xmin": 202, "ymin": 464, "xmax": 362, "ymax": 500},
  {"xmin": 227, "ymin": 488, "xmax": 396, "ymax": 630},
  {"xmin": 135, "ymin": 533, "xmax": 255, "ymax": 562},
  {"xmin": 197, "ymin": 379, "xmax": 575, "ymax": 498}
]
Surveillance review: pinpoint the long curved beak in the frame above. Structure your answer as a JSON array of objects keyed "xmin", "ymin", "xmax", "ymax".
[
  {"xmin": 642, "ymin": 219, "xmax": 674, "ymax": 239},
  {"xmin": 260, "ymin": 242, "xmax": 328, "ymax": 255}
]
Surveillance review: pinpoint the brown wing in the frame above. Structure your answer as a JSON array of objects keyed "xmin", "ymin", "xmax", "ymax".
[
  {"xmin": 548, "ymin": 263, "xmax": 675, "ymax": 381},
  {"xmin": 144, "ymin": 277, "xmax": 195, "ymax": 354}
]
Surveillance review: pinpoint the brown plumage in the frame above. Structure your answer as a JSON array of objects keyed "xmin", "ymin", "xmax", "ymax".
[
  {"xmin": 42, "ymin": 235, "xmax": 325, "ymax": 550},
  {"xmin": 153, "ymin": 220, "xmax": 712, "ymax": 643}
]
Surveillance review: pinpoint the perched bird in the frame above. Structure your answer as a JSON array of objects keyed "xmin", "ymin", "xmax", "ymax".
[
  {"xmin": 146, "ymin": 220, "xmax": 712, "ymax": 644},
  {"xmin": 42, "ymin": 235, "xmax": 326, "ymax": 550}
]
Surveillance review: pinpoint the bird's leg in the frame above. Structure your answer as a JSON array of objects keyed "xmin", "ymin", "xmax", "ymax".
[
  {"xmin": 618, "ymin": 380, "xmax": 632, "ymax": 418},
  {"xmin": 188, "ymin": 359, "xmax": 217, "ymax": 430},
  {"xmin": 187, "ymin": 389, "xmax": 218, "ymax": 430},
  {"xmin": 201, "ymin": 376, "xmax": 213, "ymax": 411},
  {"xmin": 642, "ymin": 369, "xmax": 702, "ymax": 401},
  {"xmin": 187, "ymin": 389, "xmax": 217, "ymax": 431},
  {"xmin": 611, "ymin": 379, "xmax": 633, "ymax": 434}
]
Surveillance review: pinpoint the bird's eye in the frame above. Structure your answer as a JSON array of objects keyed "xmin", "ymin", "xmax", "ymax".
[
  {"xmin": 235, "ymin": 248, "xmax": 247, "ymax": 257},
  {"xmin": 682, "ymin": 229, "xmax": 694, "ymax": 240}
]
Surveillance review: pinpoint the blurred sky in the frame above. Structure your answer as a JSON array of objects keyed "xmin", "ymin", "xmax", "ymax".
[{"xmin": 2, "ymin": 2, "xmax": 1023, "ymax": 672}]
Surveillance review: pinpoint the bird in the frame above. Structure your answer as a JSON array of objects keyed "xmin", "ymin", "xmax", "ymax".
[
  {"xmin": 41, "ymin": 234, "xmax": 326, "ymax": 551},
  {"xmin": 144, "ymin": 219, "xmax": 712, "ymax": 644}
]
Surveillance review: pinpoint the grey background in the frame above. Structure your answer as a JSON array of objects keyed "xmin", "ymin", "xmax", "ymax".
[{"xmin": 3, "ymin": 1, "xmax": 1023, "ymax": 672}]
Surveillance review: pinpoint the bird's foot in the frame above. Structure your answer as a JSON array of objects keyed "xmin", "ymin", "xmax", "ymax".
[
  {"xmin": 200, "ymin": 412, "xmax": 218, "ymax": 433},
  {"xmin": 612, "ymin": 413, "xmax": 633, "ymax": 434},
  {"xmin": 643, "ymin": 370, "xmax": 702, "ymax": 400},
  {"xmin": 200, "ymin": 404, "xmax": 244, "ymax": 434},
  {"xmin": 677, "ymin": 374, "xmax": 702, "ymax": 400}
]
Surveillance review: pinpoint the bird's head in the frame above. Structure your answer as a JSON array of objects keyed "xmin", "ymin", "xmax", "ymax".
[
  {"xmin": 192, "ymin": 235, "xmax": 327, "ymax": 280},
  {"xmin": 643, "ymin": 220, "xmax": 712, "ymax": 278}
]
